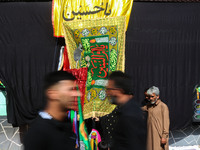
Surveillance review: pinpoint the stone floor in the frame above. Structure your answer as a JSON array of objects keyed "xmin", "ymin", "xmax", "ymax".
[
  {"xmin": 169, "ymin": 124, "xmax": 200, "ymax": 147},
  {"xmin": 1, "ymin": 116, "xmax": 200, "ymax": 150},
  {"xmin": 0, "ymin": 116, "xmax": 23, "ymax": 150}
]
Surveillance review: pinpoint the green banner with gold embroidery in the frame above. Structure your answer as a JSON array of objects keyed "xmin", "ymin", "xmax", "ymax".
[{"xmin": 62, "ymin": 16, "xmax": 125, "ymax": 119}]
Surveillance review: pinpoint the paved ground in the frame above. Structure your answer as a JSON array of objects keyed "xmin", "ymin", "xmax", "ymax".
[
  {"xmin": 169, "ymin": 124, "xmax": 200, "ymax": 147},
  {"xmin": 1, "ymin": 116, "xmax": 200, "ymax": 150},
  {"xmin": 0, "ymin": 117, "xmax": 22, "ymax": 150}
]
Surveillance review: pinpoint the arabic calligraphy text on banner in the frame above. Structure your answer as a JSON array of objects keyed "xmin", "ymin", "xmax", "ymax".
[{"xmin": 52, "ymin": 0, "xmax": 133, "ymax": 37}]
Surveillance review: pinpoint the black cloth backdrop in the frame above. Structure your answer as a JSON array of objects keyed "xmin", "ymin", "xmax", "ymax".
[
  {"xmin": 0, "ymin": 2, "xmax": 200, "ymax": 129},
  {"xmin": 126, "ymin": 2, "xmax": 200, "ymax": 130},
  {"xmin": 0, "ymin": 2, "xmax": 60, "ymax": 127}
]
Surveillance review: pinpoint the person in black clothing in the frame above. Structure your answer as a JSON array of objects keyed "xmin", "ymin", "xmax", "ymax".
[
  {"xmin": 24, "ymin": 71, "xmax": 80, "ymax": 150},
  {"xmin": 141, "ymin": 88, "xmax": 150, "ymax": 123},
  {"xmin": 107, "ymin": 71, "xmax": 146, "ymax": 150},
  {"xmin": 141, "ymin": 88, "xmax": 150, "ymax": 107},
  {"xmin": 93, "ymin": 106, "xmax": 119, "ymax": 148}
]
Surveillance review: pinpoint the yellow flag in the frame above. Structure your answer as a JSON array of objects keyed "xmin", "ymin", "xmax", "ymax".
[{"xmin": 52, "ymin": 0, "xmax": 133, "ymax": 37}]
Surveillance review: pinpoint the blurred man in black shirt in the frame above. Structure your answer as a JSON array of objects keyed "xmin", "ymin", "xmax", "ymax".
[
  {"xmin": 107, "ymin": 71, "xmax": 146, "ymax": 150},
  {"xmin": 24, "ymin": 71, "xmax": 80, "ymax": 150}
]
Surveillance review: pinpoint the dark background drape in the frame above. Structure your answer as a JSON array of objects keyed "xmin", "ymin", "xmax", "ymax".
[
  {"xmin": 126, "ymin": 2, "xmax": 200, "ymax": 130},
  {"xmin": 0, "ymin": 2, "xmax": 200, "ymax": 129},
  {"xmin": 0, "ymin": 2, "xmax": 60, "ymax": 127}
]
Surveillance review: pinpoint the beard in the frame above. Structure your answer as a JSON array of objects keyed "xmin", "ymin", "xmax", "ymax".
[{"xmin": 151, "ymin": 98, "xmax": 158, "ymax": 105}]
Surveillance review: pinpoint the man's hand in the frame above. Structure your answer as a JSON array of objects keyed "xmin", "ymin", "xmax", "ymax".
[
  {"xmin": 92, "ymin": 117, "xmax": 100, "ymax": 121},
  {"xmin": 161, "ymin": 138, "xmax": 167, "ymax": 144}
]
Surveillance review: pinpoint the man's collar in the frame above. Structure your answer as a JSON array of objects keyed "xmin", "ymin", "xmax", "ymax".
[
  {"xmin": 39, "ymin": 111, "xmax": 53, "ymax": 120},
  {"xmin": 155, "ymin": 99, "xmax": 161, "ymax": 106}
]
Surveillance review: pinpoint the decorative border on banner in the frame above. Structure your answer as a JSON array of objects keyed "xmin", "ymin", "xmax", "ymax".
[{"xmin": 83, "ymin": 101, "xmax": 116, "ymax": 119}]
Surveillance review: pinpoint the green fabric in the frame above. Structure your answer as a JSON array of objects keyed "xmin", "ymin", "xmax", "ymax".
[
  {"xmin": 70, "ymin": 110, "xmax": 75, "ymax": 125},
  {"xmin": 78, "ymin": 88, "xmax": 91, "ymax": 150},
  {"xmin": 198, "ymin": 87, "xmax": 200, "ymax": 92}
]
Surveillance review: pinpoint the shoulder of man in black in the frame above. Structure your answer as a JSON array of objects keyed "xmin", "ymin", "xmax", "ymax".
[
  {"xmin": 120, "ymin": 98, "xmax": 144, "ymax": 117},
  {"xmin": 24, "ymin": 116, "xmax": 51, "ymax": 150},
  {"xmin": 24, "ymin": 115, "xmax": 76, "ymax": 150}
]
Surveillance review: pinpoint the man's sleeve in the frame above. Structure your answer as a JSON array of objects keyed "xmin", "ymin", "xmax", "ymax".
[
  {"xmin": 162, "ymin": 104, "xmax": 170, "ymax": 139},
  {"xmin": 141, "ymin": 105, "xmax": 147, "ymax": 111}
]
